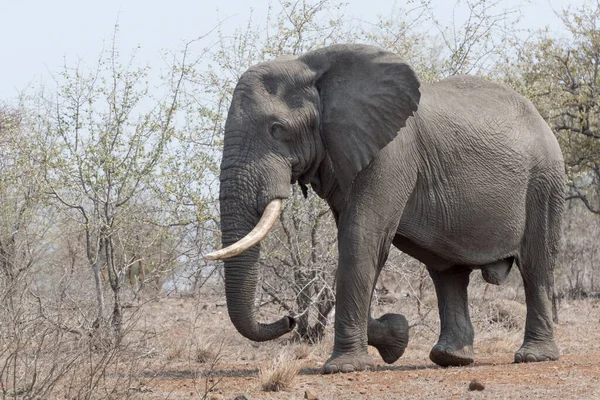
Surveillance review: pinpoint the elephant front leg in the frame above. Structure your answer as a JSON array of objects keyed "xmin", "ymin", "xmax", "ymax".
[
  {"xmin": 428, "ymin": 266, "xmax": 475, "ymax": 367},
  {"xmin": 322, "ymin": 253, "xmax": 378, "ymax": 373},
  {"xmin": 323, "ymin": 222, "xmax": 397, "ymax": 373},
  {"xmin": 367, "ymin": 313, "xmax": 409, "ymax": 364}
]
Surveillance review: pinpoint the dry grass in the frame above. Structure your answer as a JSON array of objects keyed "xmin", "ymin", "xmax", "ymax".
[
  {"xmin": 196, "ymin": 342, "xmax": 218, "ymax": 363},
  {"xmin": 193, "ymin": 335, "xmax": 223, "ymax": 364},
  {"xmin": 476, "ymin": 331, "xmax": 521, "ymax": 355},
  {"xmin": 32, "ymin": 290, "xmax": 595, "ymax": 399},
  {"xmin": 8, "ymin": 277, "xmax": 594, "ymax": 399},
  {"xmin": 259, "ymin": 350, "xmax": 301, "ymax": 392},
  {"xmin": 165, "ymin": 342, "xmax": 186, "ymax": 361},
  {"xmin": 484, "ymin": 299, "xmax": 527, "ymax": 330},
  {"xmin": 292, "ymin": 343, "xmax": 311, "ymax": 359}
]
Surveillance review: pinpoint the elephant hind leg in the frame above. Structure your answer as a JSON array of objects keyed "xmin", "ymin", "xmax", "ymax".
[
  {"xmin": 428, "ymin": 266, "xmax": 475, "ymax": 367},
  {"xmin": 514, "ymin": 255, "xmax": 560, "ymax": 363},
  {"xmin": 514, "ymin": 183, "xmax": 562, "ymax": 363}
]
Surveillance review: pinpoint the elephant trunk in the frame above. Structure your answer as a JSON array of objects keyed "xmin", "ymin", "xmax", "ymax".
[
  {"xmin": 223, "ymin": 248, "xmax": 295, "ymax": 341},
  {"xmin": 219, "ymin": 188, "xmax": 295, "ymax": 342}
]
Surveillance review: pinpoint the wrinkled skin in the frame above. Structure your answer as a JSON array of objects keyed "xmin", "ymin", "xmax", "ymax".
[{"xmin": 217, "ymin": 44, "xmax": 564, "ymax": 373}]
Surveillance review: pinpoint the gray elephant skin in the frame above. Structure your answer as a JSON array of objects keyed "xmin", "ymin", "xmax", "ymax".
[{"xmin": 211, "ymin": 44, "xmax": 564, "ymax": 373}]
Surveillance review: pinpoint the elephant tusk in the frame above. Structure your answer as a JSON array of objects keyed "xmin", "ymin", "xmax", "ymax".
[{"xmin": 205, "ymin": 199, "xmax": 282, "ymax": 261}]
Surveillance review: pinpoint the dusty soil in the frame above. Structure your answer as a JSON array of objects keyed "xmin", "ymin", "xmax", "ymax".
[
  {"xmin": 127, "ymin": 293, "xmax": 600, "ymax": 400},
  {"xmin": 144, "ymin": 354, "xmax": 600, "ymax": 400}
]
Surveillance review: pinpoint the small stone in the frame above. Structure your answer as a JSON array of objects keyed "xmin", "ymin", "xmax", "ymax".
[
  {"xmin": 208, "ymin": 395, "xmax": 224, "ymax": 400},
  {"xmin": 305, "ymin": 388, "xmax": 319, "ymax": 400},
  {"xmin": 469, "ymin": 379, "xmax": 485, "ymax": 391},
  {"xmin": 233, "ymin": 395, "xmax": 251, "ymax": 400}
]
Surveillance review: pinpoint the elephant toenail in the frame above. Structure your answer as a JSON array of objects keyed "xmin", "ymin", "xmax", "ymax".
[
  {"xmin": 323, "ymin": 363, "xmax": 338, "ymax": 374},
  {"xmin": 525, "ymin": 354, "xmax": 537, "ymax": 362},
  {"xmin": 341, "ymin": 364, "xmax": 356, "ymax": 372}
]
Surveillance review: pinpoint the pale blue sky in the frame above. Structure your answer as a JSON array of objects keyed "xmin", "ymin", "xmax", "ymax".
[{"xmin": 0, "ymin": 0, "xmax": 586, "ymax": 100}]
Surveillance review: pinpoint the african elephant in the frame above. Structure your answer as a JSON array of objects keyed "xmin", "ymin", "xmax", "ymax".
[{"xmin": 206, "ymin": 44, "xmax": 564, "ymax": 373}]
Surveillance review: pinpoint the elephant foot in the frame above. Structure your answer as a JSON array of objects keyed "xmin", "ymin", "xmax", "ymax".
[
  {"xmin": 429, "ymin": 343, "xmax": 474, "ymax": 367},
  {"xmin": 514, "ymin": 340, "xmax": 559, "ymax": 363},
  {"xmin": 367, "ymin": 313, "xmax": 409, "ymax": 364},
  {"xmin": 322, "ymin": 353, "xmax": 376, "ymax": 374}
]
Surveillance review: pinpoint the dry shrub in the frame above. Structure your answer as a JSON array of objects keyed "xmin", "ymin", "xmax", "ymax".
[
  {"xmin": 259, "ymin": 351, "xmax": 300, "ymax": 392},
  {"xmin": 485, "ymin": 299, "xmax": 526, "ymax": 330},
  {"xmin": 196, "ymin": 339, "xmax": 218, "ymax": 363},
  {"xmin": 0, "ymin": 291, "xmax": 163, "ymax": 400},
  {"xmin": 305, "ymin": 336, "xmax": 333, "ymax": 361},
  {"xmin": 162, "ymin": 325, "xmax": 196, "ymax": 362},
  {"xmin": 165, "ymin": 342, "xmax": 186, "ymax": 361},
  {"xmin": 293, "ymin": 344, "xmax": 311, "ymax": 360}
]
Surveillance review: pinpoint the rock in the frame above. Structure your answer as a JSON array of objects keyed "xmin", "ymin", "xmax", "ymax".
[
  {"xmin": 377, "ymin": 294, "xmax": 398, "ymax": 304},
  {"xmin": 305, "ymin": 388, "xmax": 319, "ymax": 399},
  {"xmin": 233, "ymin": 395, "xmax": 251, "ymax": 400},
  {"xmin": 469, "ymin": 379, "xmax": 485, "ymax": 391},
  {"xmin": 208, "ymin": 394, "xmax": 224, "ymax": 400}
]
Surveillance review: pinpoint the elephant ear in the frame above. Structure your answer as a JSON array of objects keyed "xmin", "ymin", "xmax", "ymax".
[{"xmin": 300, "ymin": 44, "xmax": 421, "ymax": 190}]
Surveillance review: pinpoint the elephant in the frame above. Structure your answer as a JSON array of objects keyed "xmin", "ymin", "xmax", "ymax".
[{"xmin": 206, "ymin": 44, "xmax": 565, "ymax": 373}]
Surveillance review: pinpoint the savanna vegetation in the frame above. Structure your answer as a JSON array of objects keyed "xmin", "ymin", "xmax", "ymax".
[{"xmin": 1, "ymin": 0, "xmax": 599, "ymax": 398}]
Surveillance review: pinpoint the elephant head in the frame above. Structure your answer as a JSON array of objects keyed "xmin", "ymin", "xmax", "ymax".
[{"xmin": 206, "ymin": 44, "xmax": 420, "ymax": 342}]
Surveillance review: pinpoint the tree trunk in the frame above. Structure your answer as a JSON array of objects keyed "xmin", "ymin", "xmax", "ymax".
[{"xmin": 91, "ymin": 259, "xmax": 105, "ymax": 328}]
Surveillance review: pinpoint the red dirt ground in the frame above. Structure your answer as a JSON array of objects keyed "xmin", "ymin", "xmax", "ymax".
[
  {"xmin": 128, "ymin": 296, "xmax": 600, "ymax": 399},
  {"xmin": 144, "ymin": 354, "xmax": 600, "ymax": 399}
]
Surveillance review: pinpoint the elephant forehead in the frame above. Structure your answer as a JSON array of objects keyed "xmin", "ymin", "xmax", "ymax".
[{"xmin": 242, "ymin": 62, "xmax": 315, "ymax": 99}]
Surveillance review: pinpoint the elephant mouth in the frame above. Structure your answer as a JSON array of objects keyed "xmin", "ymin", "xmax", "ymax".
[{"xmin": 205, "ymin": 199, "xmax": 282, "ymax": 260}]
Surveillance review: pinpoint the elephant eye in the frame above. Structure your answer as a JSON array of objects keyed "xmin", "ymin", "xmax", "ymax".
[{"xmin": 270, "ymin": 122, "xmax": 291, "ymax": 141}]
